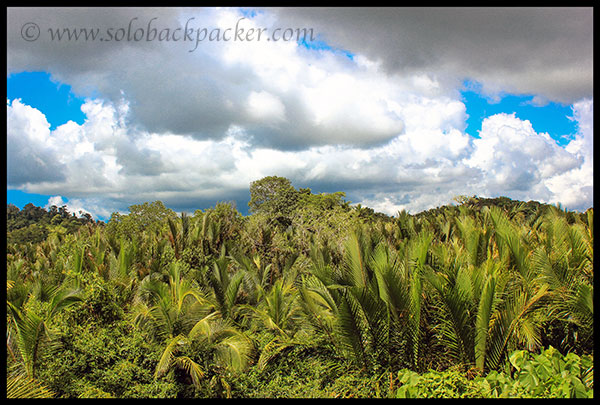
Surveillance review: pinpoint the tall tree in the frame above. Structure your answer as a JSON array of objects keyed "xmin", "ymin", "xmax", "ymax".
[{"xmin": 248, "ymin": 176, "xmax": 299, "ymax": 219}]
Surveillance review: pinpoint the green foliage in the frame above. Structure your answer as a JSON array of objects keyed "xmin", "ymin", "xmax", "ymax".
[
  {"xmin": 394, "ymin": 367, "xmax": 486, "ymax": 398},
  {"xmin": 392, "ymin": 347, "xmax": 594, "ymax": 398},
  {"xmin": 64, "ymin": 279, "xmax": 125, "ymax": 326},
  {"xmin": 248, "ymin": 176, "xmax": 299, "ymax": 219},
  {"xmin": 7, "ymin": 203, "xmax": 95, "ymax": 245},
  {"xmin": 229, "ymin": 344, "xmax": 351, "ymax": 398},
  {"xmin": 7, "ymin": 223, "xmax": 49, "ymax": 244},
  {"xmin": 106, "ymin": 200, "xmax": 176, "ymax": 240},
  {"xmin": 6, "ymin": 373, "xmax": 55, "ymax": 398},
  {"xmin": 478, "ymin": 346, "xmax": 593, "ymax": 398},
  {"xmin": 6, "ymin": 186, "xmax": 594, "ymax": 398}
]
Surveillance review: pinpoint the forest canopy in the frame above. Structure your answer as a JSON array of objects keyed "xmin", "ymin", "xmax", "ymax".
[{"xmin": 6, "ymin": 177, "xmax": 594, "ymax": 398}]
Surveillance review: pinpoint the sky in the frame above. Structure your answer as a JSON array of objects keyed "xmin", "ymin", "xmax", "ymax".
[{"xmin": 6, "ymin": 7, "xmax": 594, "ymax": 221}]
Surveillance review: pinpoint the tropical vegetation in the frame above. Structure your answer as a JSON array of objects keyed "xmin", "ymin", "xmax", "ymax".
[{"xmin": 5, "ymin": 177, "xmax": 594, "ymax": 398}]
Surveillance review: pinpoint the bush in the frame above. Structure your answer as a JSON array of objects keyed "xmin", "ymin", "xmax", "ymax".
[
  {"xmin": 391, "ymin": 347, "xmax": 594, "ymax": 398},
  {"xmin": 393, "ymin": 367, "xmax": 486, "ymax": 398},
  {"xmin": 477, "ymin": 346, "xmax": 594, "ymax": 398},
  {"xmin": 37, "ymin": 320, "xmax": 164, "ymax": 398},
  {"xmin": 230, "ymin": 344, "xmax": 347, "ymax": 398}
]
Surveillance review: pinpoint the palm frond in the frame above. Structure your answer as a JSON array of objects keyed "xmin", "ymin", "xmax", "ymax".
[
  {"xmin": 213, "ymin": 331, "xmax": 253, "ymax": 372},
  {"xmin": 257, "ymin": 337, "xmax": 296, "ymax": 371},
  {"xmin": 343, "ymin": 232, "xmax": 368, "ymax": 288},
  {"xmin": 174, "ymin": 356, "xmax": 205, "ymax": 388},
  {"xmin": 11, "ymin": 309, "xmax": 47, "ymax": 379},
  {"xmin": 188, "ymin": 312, "xmax": 219, "ymax": 340},
  {"xmin": 475, "ymin": 273, "xmax": 497, "ymax": 370},
  {"xmin": 336, "ymin": 287, "xmax": 368, "ymax": 367},
  {"xmin": 155, "ymin": 334, "xmax": 187, "ymax": 378},
  {"xmin": 6, "ymin": 373, "xmax": 54, "ymax": 398}
]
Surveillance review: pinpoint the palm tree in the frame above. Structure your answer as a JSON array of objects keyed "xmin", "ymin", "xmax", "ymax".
[
  {"xmin": 154, "ymin": 311, "xmax": 252, "ymax": 392},
  {"xmin": 426, "ymin": 248, "xmax": 508, "ymax": 371},
  {"xmin": 241, "ymin": 277, "xmax": 305, "ymax": 370},
  {"xmin": 424, "ymin": 207, "xmax": 551, "ymax": 372},
  {"xmin": 532, "ymin": 207, "xmax": 594, "ymax": 350},
  {"xmin": 131, "ymin": 261, "xmax": 207, "ymax": 341},
  {"xmin": 231, "ymin": 251, "xmax": 274, "ymax": 304},
  {"xmin": 131, "ymin": 261, "xmax": 252, "ymax": 391},
  {"xmin": 7, "ymin": 281, "xmax": 82, "ymax": 379},
  {"xmin": 299, "ymin": 227, "xmax": 433, "ymax": 371},
  {"xmin": 298, "ymin": 243, "xmax": 339, "ymax": 350},
  {"xmin": 206, "ymin": 250, "xmax": 245, "ymax": 321},
  {"xmin": 167, "ymin": 212, "xmax": 191, "ymax": 260}
]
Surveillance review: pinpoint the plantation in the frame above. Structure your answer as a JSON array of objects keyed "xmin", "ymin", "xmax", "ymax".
[{"xmin": 6, "ymin": 176, "xmax": 594, "ymax": 398}]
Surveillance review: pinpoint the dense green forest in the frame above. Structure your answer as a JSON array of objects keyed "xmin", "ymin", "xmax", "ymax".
[
  {"xmin": 6, "ymin": 177, "xmax": 594, "ymax": 398},
  {"xmin": 7, "ymin": 202, "xmax": 96, "ymax": 245}
]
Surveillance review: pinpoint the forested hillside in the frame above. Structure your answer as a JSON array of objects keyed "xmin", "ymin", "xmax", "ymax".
[
  {"xmin": 6, "ymin": 177, "xmax": 594, "ymax": 398},
  {"xmin": 7, "ymin": 202, "xmax": 97, "ymax": 245}
]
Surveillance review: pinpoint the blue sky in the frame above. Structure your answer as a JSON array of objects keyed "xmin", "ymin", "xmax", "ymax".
[
  {"xmin": 7, "ymin": 189, "xmax": 63, "ymax": 210},
  {"xmin": 6, "ymin": 72, "xmax": 93, "ymax": 214},
  {"xmin": 7, "ymin": 72, "xmax": 87, "ymax": 212},
  {"xmin": 460, "ymin": 81, "xmax": 578, "ymax": 145},
  {"xmin": 7, "ymin": 71, "xmax": 87, "ymax": 130},
  {"xmin": 6, "ymin": 7, "xmax": 593, "ymax": 220},
  {"xmin": 298, "ymin": 36, "xmax": 355, "ymax": 60}
]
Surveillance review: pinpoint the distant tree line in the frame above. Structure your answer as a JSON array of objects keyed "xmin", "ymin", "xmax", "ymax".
[{"xmin": 7, "ymin": 202, "xmax": 98, "ymax": 245}]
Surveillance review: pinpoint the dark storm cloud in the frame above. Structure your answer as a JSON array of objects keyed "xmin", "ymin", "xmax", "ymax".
[
  {"xmin": 7, "ymin": 7, "xmax": 406, "ymax": 150},
  {"xmin": 269, "ymin": 7, "xmax": 592, "ymax": 104},
  {"xmin": 6, "ymin": 139, "xmax": 67, "ymax": 186}
]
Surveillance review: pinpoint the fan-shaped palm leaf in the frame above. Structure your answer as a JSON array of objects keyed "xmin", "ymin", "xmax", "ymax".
[{"xmin": 6, "ymin": 373, "xmax": 54, "ymax": 398}]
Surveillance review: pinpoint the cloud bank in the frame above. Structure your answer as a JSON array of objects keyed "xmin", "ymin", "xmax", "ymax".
[
  {"xmin": 7, "ymin": 95, "xmax": 593, "ymax": 219},
  {"xmin": 270, "ymin": 7, "xmax": 593, "ymax": 104},
  {"xmin": 6, "ymin": 7, "xmax": 593, "ymax": 219}
]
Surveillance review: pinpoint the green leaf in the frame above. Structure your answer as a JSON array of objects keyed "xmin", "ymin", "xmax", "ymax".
[
  {"xmin": 509, "ymin": 350, "xmax": 526, "ymax": 371},
  {"xmin": 6, "ymin": 374, "xmax": 54, "ymax": 398}
]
